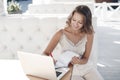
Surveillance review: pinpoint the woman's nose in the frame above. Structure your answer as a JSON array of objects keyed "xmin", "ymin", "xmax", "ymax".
[{"xmin": 74, "ymin": 22, "xmax": 78, "ymax": 26}]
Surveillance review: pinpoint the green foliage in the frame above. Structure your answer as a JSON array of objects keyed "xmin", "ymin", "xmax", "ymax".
[{"xmin": 7, "ymin": 0, "xmax": 22, "ymax": 14}]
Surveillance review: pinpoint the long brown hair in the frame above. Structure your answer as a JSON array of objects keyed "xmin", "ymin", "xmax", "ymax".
[{"xmin": 66, "ymin": 5, "xmax": 93, "ymax": 34}]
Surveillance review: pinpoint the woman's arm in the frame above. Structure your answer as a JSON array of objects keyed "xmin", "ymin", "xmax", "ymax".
[
  {"xmin": 43, "ymin": 29, "xmax": 63, "ymax": 56},
  {"xmin": 80, "ymin": 33, "xmax": 94, "ymax": 64},
  {"xmin": 71, "ymin": 33, "xmax": 94, "ymax": 65}
]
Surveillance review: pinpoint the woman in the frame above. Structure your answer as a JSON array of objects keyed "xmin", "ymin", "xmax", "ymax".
[{"xmin": 27, "ymin": 5, "xmax": 104, "ymax": 80}]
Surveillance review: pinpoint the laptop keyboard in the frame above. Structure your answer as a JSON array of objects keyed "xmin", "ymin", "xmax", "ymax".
[{"xmin": 56, "ymin": 71, "xmax": 62, "ymax": 77}]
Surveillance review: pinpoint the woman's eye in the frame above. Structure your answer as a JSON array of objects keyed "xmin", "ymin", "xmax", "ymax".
[
  {"xmin": 78, "ymin": 22, "xmax": 82, "ymax": 24},
  {"xmin": 72, "ymin": 19, "xmax": 76, "ymax": 21},
  {"xmin": 78, "ymin": 21, "xmax": 83, "ymax": 24}
]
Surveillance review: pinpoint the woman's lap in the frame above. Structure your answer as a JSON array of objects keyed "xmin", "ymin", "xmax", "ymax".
[
  {"xmin": 26, "ymin": 67, "xmax": 104, "ymax": 80},
  {"xmin": 83, "ymin": 68, "xmax": 104, "ymax": 80}
]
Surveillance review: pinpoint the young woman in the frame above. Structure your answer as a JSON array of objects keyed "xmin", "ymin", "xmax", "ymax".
[{"xmin": 27, "ymin": 5, "xmax": 104, "ymax": 80}]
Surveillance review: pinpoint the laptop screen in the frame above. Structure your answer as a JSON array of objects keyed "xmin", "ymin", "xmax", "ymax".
[{"xmin": 56, "ymin": 71, "xmax": 62, "ymax": 77}]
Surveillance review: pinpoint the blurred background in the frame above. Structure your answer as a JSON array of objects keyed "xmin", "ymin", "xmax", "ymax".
[{"xmin": 0, "ymin": 0, "xmax": 120, "ymax": 80}]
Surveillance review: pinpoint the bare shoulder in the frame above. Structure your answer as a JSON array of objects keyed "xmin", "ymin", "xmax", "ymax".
[
  {"xmin": 57, "ymin": 29, "xmax": 63, "ymax": 34},
  {"xmin": 86, "ymin": 32, "xmax": 94, "ymax": 39},
  {"xmin": 53, "ymin": 29, "xmax": 63, "ymax": 38}
]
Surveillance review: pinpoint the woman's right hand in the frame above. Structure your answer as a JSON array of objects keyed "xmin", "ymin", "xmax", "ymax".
[{"xmin": 70, "ymin": 56, "xmax": 81, "ymax": 65}]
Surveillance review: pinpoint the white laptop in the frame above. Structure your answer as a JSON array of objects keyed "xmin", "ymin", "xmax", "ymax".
[{"xmin": 17, "ymin": 51, "xmax": 69, "ymax": 80}]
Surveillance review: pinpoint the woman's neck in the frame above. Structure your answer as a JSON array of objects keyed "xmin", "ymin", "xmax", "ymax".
[{"xmin": 70, "ymin": 27, "xmax": 80, "ymax": 35}]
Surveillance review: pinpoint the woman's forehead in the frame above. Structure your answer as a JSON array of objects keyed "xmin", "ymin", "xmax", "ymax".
[{"xmin": 72, "ymin": 12, "xmax": 84, "ymax": 21}]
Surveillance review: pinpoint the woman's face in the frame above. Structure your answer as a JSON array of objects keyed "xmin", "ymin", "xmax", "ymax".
[{"xmin": 70, "ymin": 12, "xmax": 84, "ymax": 31}]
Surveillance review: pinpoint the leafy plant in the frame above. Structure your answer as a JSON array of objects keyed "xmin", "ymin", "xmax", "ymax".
[{"xmin": 7, "ymin": 0, "xmax": 22, "ymax": 14}]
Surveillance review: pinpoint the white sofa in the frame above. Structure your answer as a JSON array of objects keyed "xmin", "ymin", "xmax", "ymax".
[
  {"xmin": 28, "ymin": 3, "xmax": 94, "ymax": 15},
  {"xmin": 0, "ymin": 16, "xmax": 64, "ymax": 59},
  {"xmin": 0, "ymin": 16, "xmax": 97, "ymax": 61}
]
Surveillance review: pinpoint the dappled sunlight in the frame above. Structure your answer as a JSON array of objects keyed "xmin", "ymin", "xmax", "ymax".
[
  {"xmin": 113, "ymin": 41, "xmax": 120, "ymax": 44},
  {"xmin": 97, "ymin": 63, "xmax": 106, "ymax": 67}
]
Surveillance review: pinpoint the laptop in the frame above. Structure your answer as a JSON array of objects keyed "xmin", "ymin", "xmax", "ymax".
[{"xmin": 17, "ymin": 51, "xmax": 69, "ymax": 80}]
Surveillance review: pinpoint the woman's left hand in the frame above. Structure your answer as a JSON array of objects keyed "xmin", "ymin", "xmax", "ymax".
[{"xmin": 70, "ymin": 56, "xmax": 81, "ymax": 65}]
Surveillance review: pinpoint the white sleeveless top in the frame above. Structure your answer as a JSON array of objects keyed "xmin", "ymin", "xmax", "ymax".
[
  {"xmin": 59, "ymin": 32, "xmax": 87, "ymax": 58},
  {"xmin": 59, "ymin": 33, "xmax": 94, "ymax": 76}
]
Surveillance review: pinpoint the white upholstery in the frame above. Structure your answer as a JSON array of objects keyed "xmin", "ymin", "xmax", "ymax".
[
  {"xmin": 28, "ymin": 3, "xmax": 94, "ymax": 15},
  {"xmin": 0, "ymin": 16, "xmax": 65, "ymax": 59},
  {"xmin": 0, "ymin": 16, "xmax": 97, "ymax": 59}
]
